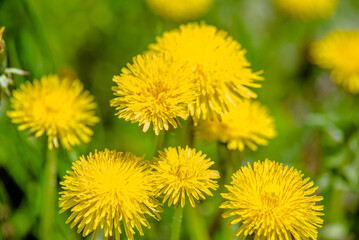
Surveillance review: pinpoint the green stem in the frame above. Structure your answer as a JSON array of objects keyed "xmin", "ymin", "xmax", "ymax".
[
  {"xmin": 209, "ymin": 143, "xmax": 237, "ymax": 238},
  {"xmin": 217, "ymin": 142, "xmax": 229, "ymax": 182},
  {"xmin": 41, "ymin": 147, "xmax": 57, "ymax": 240},
  {"xmin": 185, "ymin": 206, "xmax": 210, "ymax": 240},
  {"xmin": 327, "ymin": 186, "xmax": 343, "ymax": 223},
  {"xmin": 234, "ymin": 149, "xmax": 244, "ymax": 170},
  {"xmin": 186, "ymin": 117, "xmax": 194, "ymax": 148},
  {"xmin": 217, "ymin": 142, "xmax": 244, "ymax": 183},
  {"xmin": 153, "ymin": 131, "xmax": 166, "ymax": 157},
  {"xmin": 212, "ymin": 145, "xmax": 244, "ymax": 238},
  {"xmin": 171, "ymin": 207, "xmax": 183, "ymax": 240},
  {"xmin": 183, "ymin": 117, "xmax": 210, "ymax": 240}
]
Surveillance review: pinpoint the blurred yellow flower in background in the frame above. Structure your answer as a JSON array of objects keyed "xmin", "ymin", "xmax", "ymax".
[
  {"xmin": 7, "ymin": 75, "xmax": 99, "ymax": 149},
  {"xmin": 145, "ymin": 0, "xmax": 213, "ymax": 22},
  {"xmin": 0, "ymin": 26, "xmax": 6, "ymax": 71},
  {"xmin": 196, "ymin": 100, "xmax": 276, "ymax": 151},
  {"xmin": 311, "ymin": 30, "xmax": 359, "ymax": 94},
  {"xmin": 152, "ymin": 146, "xmax": 220, "ymax": 207},
  {"xmin": 111, "ymin": 53, "xmax": 197, "ymax": 135},
  {"xmin": 59, "ymin": 149, "xmax": 162, "ymax": 240},
  {"xmin": 273, "ymin": 0, "xmax": 337, "ymax": 20},
  {"xmin": 149, "ymin": 22, "xmax": 263, "ymax": 124},
  {"xmin": 221, "ymin": 159, "xmax": 324, "ymax": 240}
]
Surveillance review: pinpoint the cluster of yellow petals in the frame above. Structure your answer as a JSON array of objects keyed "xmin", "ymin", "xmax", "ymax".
[
  {"xmin": 149, "ymin": 22, "xmax": 263, "ymax": 124},
  {"xmin": 273, "ymin": 0, "xmax": 337, "ymax": 20},
  {"xmin": 59, "ymin": 149, "xmax": 162, "ymax": 240},
  {"xmin": 221, "ymin": 159, "xmax": 324, "ymax": 240},
  {"xmin": 196, "ymin": 100, "xmax": 276, "ymax": 151},
  {"xmin": 111, "ymin": 53, "xmax": 197, "ymax": 135},
  {"xmin": 311, "ymin": 30, "xmax": 359, "ymax": 94},
  {"xmin": 7, "ymin": 75, "xmax": 99, "ymax": 149},
  {"xmin": 152, "ymin": 146, "xmax": 220, "ymax": 207},
  {"xmin": 145, "ymin": 0, "xmax": 213, "ymax": 22}
]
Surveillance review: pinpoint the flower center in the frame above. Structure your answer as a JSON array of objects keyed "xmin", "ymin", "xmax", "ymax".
[
  {"xmin": 32, "ymin": 92, "xmax": 69, "ymax": 125},
  {"xmin": 44, "ymin": 93, "xmax": 63, "ymax": 112},
  {"xmin": 97, "ymin": 166, "xmax": 144, "ymax": 202},
  {"xmin": 175, "ymin": 165, "xmax": 193, "ymax": 182},
  {"xmin": 261, "ymin": 185, "xmax": 280, "ymax": 209},
  {"xmin": 100, "ymin": 170, "xmax": 126, "ymax": 193}
]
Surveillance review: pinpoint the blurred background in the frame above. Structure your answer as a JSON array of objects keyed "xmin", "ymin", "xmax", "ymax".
[{"xmin": 0, "ymin": 0, "xmax": 358, "ymax": 239}]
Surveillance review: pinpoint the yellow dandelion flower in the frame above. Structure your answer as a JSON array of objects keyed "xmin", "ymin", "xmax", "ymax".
[
  {"xmin": 221, "ymin": 159, "xmax": 324, "ymax": 240},
  {"xmin": 152, "ymin": 146, "xmax": 220, "ymax": 207},
  {"xmin": 111, "ymin": 53, "xmax": 197, "ymax": 135},
  {"xmin": 196, "ymin": 100, "xmax": 276, "ymax": 151},
  {"xmin": 145, "ymin": 0, "xmax": 213, "ymax": 22},
  {"xmin": 311, "ymin": 30, "xmax": 359, "ymax": 94},
  {"xmin": 149, "ymin": 22, "xmax": 263, "ymax": 124},
  {"xmin": 273, "ymin": 0, "xmax": 337, "ymax": 20},
  {"xmin": 7, "ymin": 75, "xmax": 99, "ymax": 150},
  {"xmin": 59, "ymin": 149, "xmax": 162, "ymax": 240}
]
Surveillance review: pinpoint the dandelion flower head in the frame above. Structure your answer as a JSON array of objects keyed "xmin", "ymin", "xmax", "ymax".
[
  {"xmin": 7, "ymin": 75, "xmax": 99, "ymax": 149},
  {"xmin": 145, "ymin": 0, "xmax": 213, "ymax": 22},
  {"xmin": 311, "ymin": 30, "xmax": 359, "ymax": 94},
  {"xmin": 273, "ymin": 0, "xmax": 337, "ymax": 20},
  {"xmin": 221, "ymin": 159, "xmax": 324, "ymax": 240},
  {"xmin": 111, "ymin": 53, "xmax": 197, "ymax": 135},
  {"xmin": 152, "ymin": 146, "xmax": 220, "ymax": 207},
  {"xmin": 149, "ymin": 22, "xmax": 263, "ymax": 124},
  {"xmin": 196, "ymin": 100, "xmax": 276, "ymax": 151},
  {"xmin": 59, "ymin": 149, "xmax": 162, "ymax": 240}
]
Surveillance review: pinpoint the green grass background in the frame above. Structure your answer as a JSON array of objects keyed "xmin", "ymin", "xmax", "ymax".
[{"xmin": 0, "ymin": 0, "xmax": 358, "ymax": 239}]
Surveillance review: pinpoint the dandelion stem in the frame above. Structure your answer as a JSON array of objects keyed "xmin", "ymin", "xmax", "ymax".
[
  {"xmin": 217, "ymin": 142, "xmax": 241, "ymax": 183},
  {"xmin": 232, "ymin": 149, "xmax": 245, "ymax": 172},
  {"xmin": 183, "ymin": 117, "xmax": 210, "ymax": 240},
  {"xmin": 217, "ymin": 142, "xmax": 229, "ymax": 183},
  {"xmin": 171, "ymin": 206, "xmax": 183, "ymax": 240},
  {"xmin": 186, "ymin": 117, "xmax": 194, "ymax": 148},
  {"xmin": 185, "ymin": 206, "xmax": 210, "ymax": 240},
  {"xmin": 41, "ymin": 147, "xmax": 57, "ymax": 240},
  {"xmin": 154, "ymin": 131, "xmax": 166, "ymax": 156},
  {"xmin": 210, "ymin": 143, "xmax": 234, "ymax": 238},
  {"xmin": 328, "ymin": 186, "xmax": 343, "ymax": 223}
]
